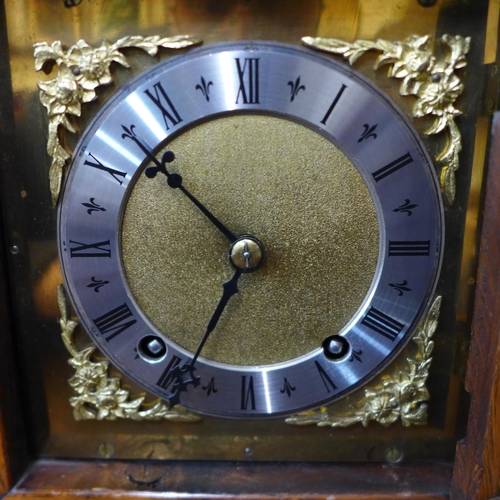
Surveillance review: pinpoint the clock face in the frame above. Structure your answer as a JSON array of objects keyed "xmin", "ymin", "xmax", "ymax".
[{"xmin": 58, "ymin": 42, "xmax": 443, "ymax": 418}]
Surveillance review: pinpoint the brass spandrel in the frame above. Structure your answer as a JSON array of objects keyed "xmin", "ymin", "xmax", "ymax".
[
  {"xmin": 302, "ymin": 34, "xmax": 469, "ymax": 205},
  {"xmin": 34, "ymin": 35, "xmax": 202, "ymax": 205},
  {"xmin": 287, "ymin": 295, "xmax": 441, "ymax": 427},
  {"xmin": 122, "ymin": 115, "xmax": 379, "ymax": 366},
  {"xmin": 57, "ymin": 285, "xmax": 201, "ymax": 422}
]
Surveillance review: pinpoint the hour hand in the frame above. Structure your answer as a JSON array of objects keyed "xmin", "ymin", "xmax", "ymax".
[
  {"xmin": 145, "ymin": 150, "xmax": 175, "ymax": 180},
  {"xmin": 121, "ymin": 125, "xmax": 237, "ymax": 243}
]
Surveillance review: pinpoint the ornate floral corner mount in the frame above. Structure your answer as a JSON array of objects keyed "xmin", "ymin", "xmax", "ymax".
[
  {"xmin": 34, "ymin": 35, "xmax": 202, "ymax": 206},
  {"xmin": 57, "ymin": 285, "xmax": 201, "ymax": 422},
  {"xmin": 302, "ymin": 34, "xmax": 470, "ymax": 206},
  {"xmin": 286, "ymin": 295, "xmax": 441, "ymax": 427}
]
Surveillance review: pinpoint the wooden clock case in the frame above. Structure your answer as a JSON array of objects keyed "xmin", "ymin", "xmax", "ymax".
[{"xmin": 0, "ymin": 1, "xmax": 499, "ymax": 498}]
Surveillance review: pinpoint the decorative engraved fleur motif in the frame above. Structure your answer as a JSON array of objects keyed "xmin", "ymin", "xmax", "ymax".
[
  {"xmin": 285, "ymin": 296, "xmax": 441, "ymax": 427},
  {"xmin": 58, "ymin": 285, "xmax": 201, "ymax": 422},
  {"xmin": 393, "ymin": 199, "xmax": 418, "ymax": 216},
  {"xmin": 358, "ymin": 124, "xmax": 378, "ymax": 142},
  {"xmin": 196, "ymin": 76, "xmax": 214, "ymax": 101},
  {"xmin": 389, "ymin": 280, "xmax": 412, "ymax": 296},
  {"xmin": 302, "ymin": 34, "xmax": 469, "ymax": 205},
  {"xmin": 86, "ymin": 277, "xmax": 109, "ymax": 293},
  {"xmin": 82, "ymin": 198, "xmax": 106, "ymax": 215},
  {"xmin": 34, "ymin": 35, "xmax": 202, "ymax": 205},
  {"xmin": 280, "ymin": 377, "xmax": 296, "ymax": 397},
  {"xmin": 349, "ymin": 349, "xmax": 363, "ymax": 363},
  {"xmin": 288, "ymin": 76, "xmax": 306, "ymax": 102}
]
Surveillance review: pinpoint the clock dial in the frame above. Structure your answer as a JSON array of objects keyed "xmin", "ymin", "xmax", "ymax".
[
  {"xmin": 122, "ymin": 114, "xmax": 379, "ymax": 366},
  {"xmin": 58, "ymin": 42, "xmax": 443, "ymax": 417}
]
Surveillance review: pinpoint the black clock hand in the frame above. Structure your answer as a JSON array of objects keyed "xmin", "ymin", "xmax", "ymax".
[
  {"xmin": 166, "ymin": 268, "xmax": 243, "ymax": 408},
  {"xmin": 121, "ymin": 125, "xmax": 237, "ymax": 243},
  {"xmin": 190, "ymin": 268, "xmax": 243, "ymax": 367}
]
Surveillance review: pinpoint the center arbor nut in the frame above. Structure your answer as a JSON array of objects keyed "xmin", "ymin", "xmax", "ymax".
[{"xmin": 228, "ymin": 235, "xmax": 265, "ymax": 273}]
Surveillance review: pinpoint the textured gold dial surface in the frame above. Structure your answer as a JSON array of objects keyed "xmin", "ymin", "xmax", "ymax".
[{"xmin": 122, "ymin": 114, "xmax": 379, "ymax": 366}]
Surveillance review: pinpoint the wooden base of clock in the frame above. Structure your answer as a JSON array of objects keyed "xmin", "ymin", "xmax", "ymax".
[{"xmin": 6, "ymin": 461, "xmax": 454, "ymax": 499}]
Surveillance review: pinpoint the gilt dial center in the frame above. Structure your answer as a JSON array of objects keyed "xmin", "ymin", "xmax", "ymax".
[{"xmin": 229, "ymin": 235, "xmax": 264, "ymax": 272}]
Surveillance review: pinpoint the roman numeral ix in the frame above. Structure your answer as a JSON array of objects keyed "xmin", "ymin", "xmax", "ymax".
[{"xmin": 69, "ymin": 239, "xmax": 111, "ymax": 258}]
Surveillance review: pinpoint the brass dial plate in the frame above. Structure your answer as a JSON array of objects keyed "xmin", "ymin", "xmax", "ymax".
[{"xmin": 58, "ymin": 42, "xmax": 443, "ymax": 417}]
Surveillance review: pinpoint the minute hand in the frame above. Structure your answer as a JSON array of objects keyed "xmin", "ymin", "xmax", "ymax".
[{"xmin": 121, "ymin": 125, "xmax": 237, "ymax": 243}]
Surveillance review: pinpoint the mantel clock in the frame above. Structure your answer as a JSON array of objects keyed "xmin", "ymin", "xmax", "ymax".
[{"xmin": 0, "ymin": 1, "xmax": 499, "ymax": 499}]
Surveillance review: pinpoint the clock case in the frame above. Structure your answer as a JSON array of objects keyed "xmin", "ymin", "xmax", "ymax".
[{"xmin": 0, "ymin": 0, "xmax": 499, "ymax": 498}]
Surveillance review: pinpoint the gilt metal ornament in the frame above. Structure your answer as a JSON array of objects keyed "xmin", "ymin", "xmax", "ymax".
[
  {"xmin": 34, "ymin": 35, "xmax": 202, "ymax": 205},
  {"xmin": 58, "ymin": 285, "xmax": 201, "ymax": 422},
  {"xmin": 286, "ymin": 296, "xmax": 441, "ymax": 427},
  {"xmin": 302, "ymin": 34, "xmax": 469, "ymax": 205}
]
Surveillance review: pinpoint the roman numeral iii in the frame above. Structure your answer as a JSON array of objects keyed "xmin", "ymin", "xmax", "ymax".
[
  {"xmin": 361, "ymin": 307, "xmax": 404, "ymax": 341},
  {"xmin": 388, "ymin": 240, "xmax": 431, "ymax": 257},
  {"xmin": 93, "ymin": 303, "xmax": 137, "ymax": 341},
  {"xmin": 235, "ymin": 58, "xmax": 260, "ymax": 104}
]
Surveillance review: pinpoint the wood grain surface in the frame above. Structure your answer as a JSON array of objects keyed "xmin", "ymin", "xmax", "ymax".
[
  {"xmin": 451, "ymin": 112, "xmax": 500, "ymax": 498},
  {"xmin": 6, "ymin": 459, "xmax": 453, "ymax": 500}
]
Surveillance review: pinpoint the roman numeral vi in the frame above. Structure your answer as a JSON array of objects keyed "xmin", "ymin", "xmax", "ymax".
[{"xmin": 241, "ymin": 375, "xmax": 256, "ymax": 410}]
